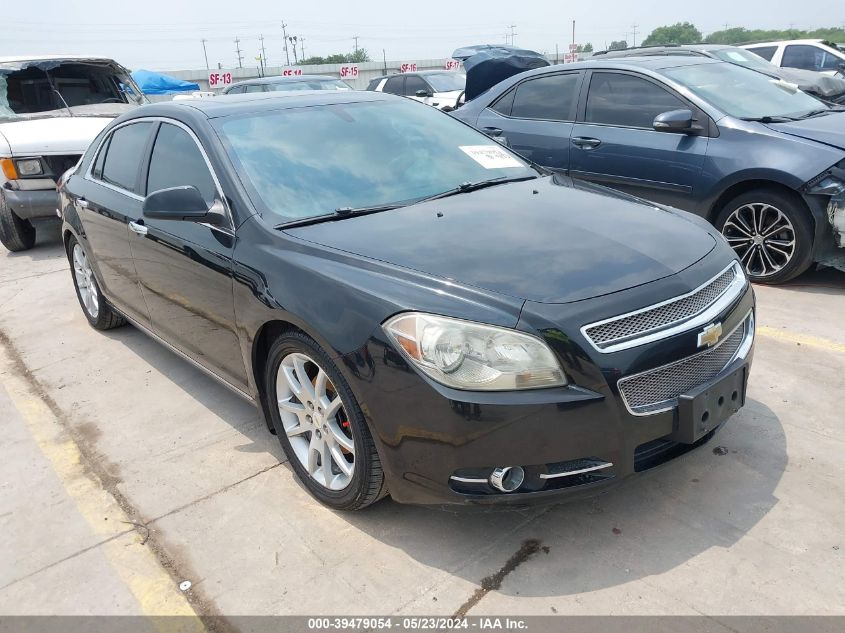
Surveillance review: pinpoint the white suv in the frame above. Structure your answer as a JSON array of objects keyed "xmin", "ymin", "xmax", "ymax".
[
  {"xmin": 0, "ymin": 56, "xmax": 145, "ymax": 251},
  {"xmin": 742, "ymin": 40, "xmax": 845, "ymax": 76},
  {"xmin": 367, "ymin": 71, "xmax": 466, "ymax": 110}
]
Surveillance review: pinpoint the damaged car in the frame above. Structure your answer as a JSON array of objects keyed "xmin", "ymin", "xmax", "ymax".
[
  {"xmin": 60, "ymin": 92, "xmax": 754, "ymax": 509},
  {"xmin": 453, "ymin": 55, "xmax": 845, "ymax": 283},
  {"xmin": 0, "ymin": 56, "xmax": 145, "ymax": 251}
]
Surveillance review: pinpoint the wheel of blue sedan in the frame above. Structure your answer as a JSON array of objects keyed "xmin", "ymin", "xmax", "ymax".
[
  {"xmin": 716, "ymin": 189, "xmax": 813, "ymax": 284},
  {"xmin": 266, "ymin": 332, "xmax": 387, "ymax": 509}
]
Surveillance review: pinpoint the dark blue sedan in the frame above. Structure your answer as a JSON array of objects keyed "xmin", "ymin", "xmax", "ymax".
[{"xmin": 452, "ymin": 56, "xmax": 845, "ymax": 283}]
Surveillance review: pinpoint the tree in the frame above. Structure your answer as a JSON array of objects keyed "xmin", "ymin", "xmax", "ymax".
[
  {"xmin": 642, "ymin": 22, "xmax": 703, "ymax": 46},
  {"xmin": 704, "ymin": 26, "xmax": 845, "ymax": 45},
  {"xmin": 300, "ymin": 49, "xmax": 371, "ymax": 65},
  {"xmin": 608, "ymin": 40, "xmax": 628, "ymax": 51},
  {"xmin": 577, "ymin": 43, "xmax": 594, "ymax": 53}
]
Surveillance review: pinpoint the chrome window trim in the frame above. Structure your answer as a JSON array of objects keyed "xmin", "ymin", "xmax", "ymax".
[
  {"xmin": 581, "ymin": 261, "xmax": 746, "ymax": 353},
  {"xmin": 84, "ymin": 116, "xmax": 236, "ymax": 233},
  {"xmin": 617, "ymin": 309, "xmax": 754, "ymax": 417}
]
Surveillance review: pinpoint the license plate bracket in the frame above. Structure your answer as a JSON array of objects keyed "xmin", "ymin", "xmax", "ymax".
[{"xmin": 672, "ymin": 364, "xmax": 747, "ymax": 444}]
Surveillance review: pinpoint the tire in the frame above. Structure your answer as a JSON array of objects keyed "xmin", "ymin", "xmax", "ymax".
[
  {"xmin": 715, "ymin": 188, "xmax": 814, "ymax": 284},
  {"xmin": 0, "ymin": 194, "xmax": 36, "ymax": 252},
  {"xmin": 265, "ymin": 331, "xmax": 387, "ymax": 510},
  {"xmin": 66, "ymin": 235, "xmax": 126, "ymax": 330}
]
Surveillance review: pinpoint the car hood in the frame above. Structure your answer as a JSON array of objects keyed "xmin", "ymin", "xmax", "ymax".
[
  {"xmin": 286, "ymin": 176, "xmax": 716, "ymax": 304},
  {"xmin": 765, "ymin": 111, "xmax": 845, "ymax": 150},
  {"xmin": 776, "ymin": 67, "xmax": 845, "ymax": 98},
  {"xmin": 0, "ymin": 115, "xmax": 114, "ymax": 156}
]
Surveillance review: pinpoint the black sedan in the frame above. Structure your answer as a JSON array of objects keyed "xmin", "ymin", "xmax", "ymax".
[{"xmin": 59, "ymin": 91, "xmax": 755, "ymax": 509}]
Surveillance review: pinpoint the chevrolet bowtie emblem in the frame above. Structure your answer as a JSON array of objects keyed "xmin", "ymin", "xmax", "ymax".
[{"xmin": 697, "ymin": 322, "xmax": 723, "ymax": 348}]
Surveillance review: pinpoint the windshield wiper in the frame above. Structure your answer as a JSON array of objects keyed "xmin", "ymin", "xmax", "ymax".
[
  {"xmin": 414, "ymin": 175, "xmax": 540, "ymax": 204},
  {"xmin": 275, "ymin": 203, "xmax": 403, "ymax": 230},
  {"xmin": 795, "ymin": 108, "xmax": 831, "ymax": 119},
  {"xmin": 740, "ymin": 115, "xmax": 796, "ymax": 123}
]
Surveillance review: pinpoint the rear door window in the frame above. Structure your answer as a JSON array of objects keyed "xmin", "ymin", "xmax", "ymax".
[
  {"xmin": 490, "ymin": 88, "xmax": 516, "ymax": 116},
  {"xmin": 382, "ymin": 76, "xmax": 404, "ymax": 95},
  {"xmin": 782, "ymin": 44, "xmax": 842, "ymax": 71},
  {"xmin": 100, "ymin": 122, "xmax": 154, "ymax": 193},
  {"xmin": 747, "ymin": 46, "xmax": 777, "ymax": 61},
  {"xmin": 585, "ymin": 72, "xmax": 686, "ymax": 128},
  {"xmin": 510, "ymin": 73, "xmax": 580, "ymax": 121}
]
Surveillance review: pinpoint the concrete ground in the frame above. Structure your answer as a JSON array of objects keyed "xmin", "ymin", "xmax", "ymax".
[{"xmin": 0, "ymin": 223, "xmax": 843, "ymax": 621}]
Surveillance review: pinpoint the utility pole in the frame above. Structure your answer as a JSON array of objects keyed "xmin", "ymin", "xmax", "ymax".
[
  {"xmin": 282, "ymin": 22, "xmax": 291, "ymax": 65},
  {"xmin": 508, "ymin": 25, "xmax": 517, "ymax": 45},
  {"xmin": 300, "ymin": 36, "xmax": 305, "ymax": 61},
  {"xmin": 631, "ymin": 24, "xmax": 638, "ymax": 47},
  {"xmin": 259, "ymin": 34, "xmax": 267, "ymax": 67},
  {"xmin": 201, "ymin": 39, "xmax": 209, "ymax": 70},
  {"xmin": 234, "ymin": 38, "xmax": 243, "ymax": 68},
  {"xmin": 383, "ymin": 49, "xmax": 387, "ymax": 74},
  {"xmin": 572, "ymin": 20, "xmax": 575, "ymax": 51},
  {"xmin": 353, "ymin": 35, "xmax": 359, "ymax": 55},
  {"xmin": 289, "ymin": 36, "xmax": 299, "ymax": 63}
]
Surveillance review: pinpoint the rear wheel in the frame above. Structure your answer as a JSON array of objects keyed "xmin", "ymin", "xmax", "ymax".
[
  {"xmin": 0, "ymin": 194, "xmax": 36, "ymax": 252},
  {"xmin": 265, "ymin": 331, "xmax": 387, "ymax": 510},
  {"xmin": 715, "ymin": 189, "xmax": 814, "ymax": 284},
  {"xmin": 67, "ymin": 236, "xmax": 126, "ymax": 330}
]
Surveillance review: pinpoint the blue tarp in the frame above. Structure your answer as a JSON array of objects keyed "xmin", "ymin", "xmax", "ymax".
[{"xmin": 131, "ymin": 69, "xmax": 199, "ymax": 95}]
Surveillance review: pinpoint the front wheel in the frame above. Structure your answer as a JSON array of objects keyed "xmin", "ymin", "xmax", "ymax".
[
  {"xmin": 715, "ymin": 189, "xmax": 814, "ymax": 284},
  {"xmin": 0, "ymin": 194, "xmax": 36, "ymax": 252},
  {"xmin": 265, "ymin": 331, "xmax": 387, "ymax": 510}
]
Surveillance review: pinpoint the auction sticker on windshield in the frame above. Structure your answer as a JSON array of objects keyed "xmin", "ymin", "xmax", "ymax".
[{"xmin": 459, "ymin": 145, "xmax": 524, "ymax": 169}]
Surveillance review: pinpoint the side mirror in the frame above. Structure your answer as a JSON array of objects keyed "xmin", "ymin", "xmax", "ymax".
[
  {"xmin": 653, "ymin": 109, "xmax": 701, "ymax": 134},
  {"xmin": 415, "ymin": 89, "xmax": 433, "ymax": 98},
  {"xmin": 143, "ymin": 186, "xmax": 209, "ymax": 220}
]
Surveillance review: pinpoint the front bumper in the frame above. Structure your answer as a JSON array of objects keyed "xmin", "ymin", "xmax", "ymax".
[
  {"xmin": 1, "ymin": 185, "xmax": 60, "ymax": 220},
  {"xmin": 343, "ymin": 256, "xmax": 755, "ymax": 506}
]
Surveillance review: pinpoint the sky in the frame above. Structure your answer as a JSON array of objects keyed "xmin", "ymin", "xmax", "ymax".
[{"xmin": 2, "ymin": 0, "xmax": 843, "ymax": 71}]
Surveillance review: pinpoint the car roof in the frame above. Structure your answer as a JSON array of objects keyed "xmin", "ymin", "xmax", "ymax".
[
  {"xmin": 372, "ymin": 70, "xmax": 463, "ymax": 80},
  {"xmin": 743, "ymin": 39, "xmax": 825, "ymax": 46},
  {"xmin": 127, "ymin": 89, "xmax": 396, "ymax": 120},
  {"xmin": 229, "ymin": 74, "xmax": 340, "ymax": 87},
  {"xmin": 583, "ymin": 55, "xmax": 721, "ymax": 70},
  {"xmin": 0, "ymin": 54, "xmax": 119, "ymax": 64}
]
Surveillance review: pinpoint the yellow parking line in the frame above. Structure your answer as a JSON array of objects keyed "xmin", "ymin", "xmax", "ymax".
[
  {"xmin": 1, "ymin": 346, "xmax": 204, "ymax": 630},
  {"xmin": 757, "ymin": 326, "xmax": 845, "ymax": 354}
]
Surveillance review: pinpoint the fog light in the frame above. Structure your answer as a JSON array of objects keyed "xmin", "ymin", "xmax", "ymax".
[{"xmin": 489, "ymin": 466, "xmax": 525, "ymax": 493}]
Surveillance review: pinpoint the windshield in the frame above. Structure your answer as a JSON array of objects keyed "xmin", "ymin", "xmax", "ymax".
[
  {"xmin": 710, "ymin": 48, "xmax": 777, "ymax": 74},
  {"xmin": 0, "ymin": 62, "xmax": 144, "ymax": 121},
  {"xmin": 664, "ymin": 62, "xmax": 827, "ymax": 119},
  {"xmin": 270, "ymin": 79, "xmax": 353, "ymax": 92},
  {"xmin": 216, "ymin": 99, "xmax": 534, "ymax": 224},
  {"xmin": 425, "ymin": 73, "xmax": 466, "ymax": 92}
]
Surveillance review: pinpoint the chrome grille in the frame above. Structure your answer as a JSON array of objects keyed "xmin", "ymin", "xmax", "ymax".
[
  {"xmin": 584, "ymin": 263, "xmax": 740, "ymax": 349},
  {"xmin": 618, "ymin": 319, "xmax": 747, "ymax": 415}
]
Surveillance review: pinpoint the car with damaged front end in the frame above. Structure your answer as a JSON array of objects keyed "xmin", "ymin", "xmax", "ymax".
[
  {"xmin": 59, "ymin": 91, "xmax": 755, "ymax": 509},
  {"xmin": 0, "ymin": 56, "xmax": 146, "ymax": 251}
]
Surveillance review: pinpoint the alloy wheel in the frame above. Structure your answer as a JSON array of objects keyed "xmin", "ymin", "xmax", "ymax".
[
  {"xmin": 721, "ymin": 203, "xmax": 796, "ymax": 278},
  {"xmin": 276, "ymin": 352, "xmax": 355, "ymax": 491},
  {"xmin": 72, "ymin": 244, "xmax": 100, "ymax": 318}
]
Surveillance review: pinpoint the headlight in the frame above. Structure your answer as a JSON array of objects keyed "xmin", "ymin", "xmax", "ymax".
[
  {"xmin": 383, "ymin": 312, "xmax": 567, "ymax": 391},
  {"xmin": 15, "ymin": 158, "xmax": 43, "ymax": 177}
]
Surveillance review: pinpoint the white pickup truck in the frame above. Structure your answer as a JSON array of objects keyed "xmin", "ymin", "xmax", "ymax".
[{"xmin": 0, "ymin": 56, "xmax": 146, "ymax": 251}]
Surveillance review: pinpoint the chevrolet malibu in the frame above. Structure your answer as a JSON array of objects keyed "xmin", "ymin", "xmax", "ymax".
[{"xmin": 59, "ymin": 92, "xmax": 755, "ymax": 509}]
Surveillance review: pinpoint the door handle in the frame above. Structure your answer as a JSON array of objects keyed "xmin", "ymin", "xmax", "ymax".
[
  {"xmin": 128, "ymin": 220, "xmax": 148, "ymax": 236},
  {"xmin": 483, "ymin": 127, "xmax": 504, "ymax": 137},
  {"xmin": 77, "ymin": 198, "xmax": 89, "ymax": 208},
  {"xmin": 572, "ymin": 136, "xmax": 602, "ymax": 149}
]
